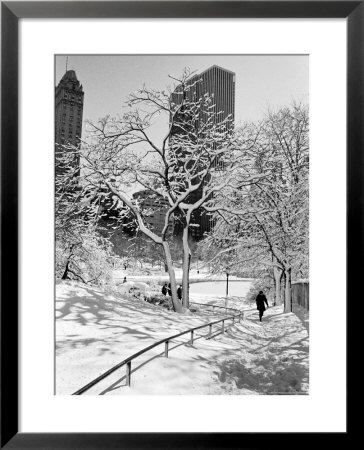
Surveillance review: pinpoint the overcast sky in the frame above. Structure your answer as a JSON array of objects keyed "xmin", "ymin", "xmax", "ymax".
[{"xmin": 55, "ymin": 54, "xmax": 308, "ymax": 141}]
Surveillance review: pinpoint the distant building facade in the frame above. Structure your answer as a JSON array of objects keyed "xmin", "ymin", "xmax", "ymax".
[
  {"xmin": 171, "ymin": 65, "xmax": 236, "ymax": 240},
  {"xmin": 133, "ymin": 189, "xmax": 174, "ymax": 235},
  {"xmin": 55, "ymin": 70, "xmax": 84, "ymax": 175}
]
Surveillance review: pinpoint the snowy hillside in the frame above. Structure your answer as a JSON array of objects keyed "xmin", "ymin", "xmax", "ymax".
[{"xmin": 56, "ymin": 281, "xmax": 309, "ymax": 395}]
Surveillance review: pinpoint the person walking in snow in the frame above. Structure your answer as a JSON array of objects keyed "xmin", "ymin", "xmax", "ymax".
[
  {"xmin": 177, "ymin": 285, "xmax": 182, "ymax": 301},
  {"xmin": 256, "ymin": 290, "xmax": 269, "ymax": 322},
  {"xmin": 161, "ymin": 283, "xmax": 168, "ymax": 296}
]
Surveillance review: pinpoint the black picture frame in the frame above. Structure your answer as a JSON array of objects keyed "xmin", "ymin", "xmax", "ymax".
[{"xmin": 1, "ymin": 1, "xmax": 357, "ymax": 448}]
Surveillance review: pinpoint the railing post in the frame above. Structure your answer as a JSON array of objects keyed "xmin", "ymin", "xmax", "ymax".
[
  {"xmin": 209, "ymin": 323, "xmax": 212, "ymax": 337},
  {"xmin": 222, "ymin": 320, "xmax": 225, "ymax": 333},
  {"xmin": 191, "ymin": 330, "xmax": 194, "ymax": 345},
  {"xmin": 126, "ymin": 361, "xmax": 131, "ymax": 387},
  {"xmin": 165, "ymin": 341, "xmax": 169, "ymax": 358}
]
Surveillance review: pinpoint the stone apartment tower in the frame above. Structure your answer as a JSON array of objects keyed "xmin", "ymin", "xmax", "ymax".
[
  {"xmin": 55, "ymin": 69, "xmax": 84, "ymax": 175},
  {"xmin": 171, "ymin": 65, "xmax": 235, "ymax": 240}
]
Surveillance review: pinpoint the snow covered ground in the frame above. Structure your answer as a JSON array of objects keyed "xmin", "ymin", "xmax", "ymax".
[
  {"xmin": 114, "ymin": 267, "xmax": 254, "ymax": 284},
  {"xmin": 56, "ymin": 280, "xmax": 309, "ymax": 395},
  {"xmin": 189, "ymin": 280, "xmax": 253, "ymax": 310}
]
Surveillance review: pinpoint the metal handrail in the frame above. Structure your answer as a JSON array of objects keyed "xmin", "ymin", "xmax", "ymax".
[
  {"xmin": 189, "ymin": 301, "xmax": 240, "ymax": 314},
  {"xmin": 72, "ymin": 309, "xmax": 244, "ymax": 395}
]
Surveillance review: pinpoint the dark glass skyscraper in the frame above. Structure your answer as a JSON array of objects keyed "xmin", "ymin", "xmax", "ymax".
[{"xmin": 171, "ymin": 65, "xmax": 236, "ymax": 240}]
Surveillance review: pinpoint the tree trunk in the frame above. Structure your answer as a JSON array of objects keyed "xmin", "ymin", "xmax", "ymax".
[
  {"xmin": 62, "ymin": 245, "xmax": 74, "ymax": 280},
  {"xmin": 181, "ymin": 224, "xmax": 191, "ymax": 308},
  {"xmin": 162, "ymin": 241, "xmax": 183, "ymax": 313},
  {"xmin": 61, "ymin": 261, "xmax": 69, "ymax": 280},
  {"xmin": 273, "ymin": 265, "xmax": 283, "ymax": 306},
  {"xmin": 281, "ymin": 272, "xmax": 286, "ymax": 304},
  {"xmin": 284, "ymin": 267, "xmax": 292, "ymax": 313}
]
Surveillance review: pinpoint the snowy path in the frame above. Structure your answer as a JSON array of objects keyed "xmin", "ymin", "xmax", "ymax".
[
  {"xmin": 56, "ymin": 281, "xmax": 232, "ymax": 394},
  {"xmin": 100, "ymin": 305, "xmax": 309, "ymax": 395},
  {"xmin": 56, "ymin": 281, "xmax": 308, "ymax": 395}
]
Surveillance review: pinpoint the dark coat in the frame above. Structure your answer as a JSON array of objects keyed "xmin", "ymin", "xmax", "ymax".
[
  {"xmin": 162, "ymin": 285, "xmax": 167, "ymax": 296},
  {"xmin": 177, "ymin": 286, "xmax": 182, "ymax": 300},
  {"xmin": 256, "ymin": 293, "xmax": 268, "ymax": 311}
]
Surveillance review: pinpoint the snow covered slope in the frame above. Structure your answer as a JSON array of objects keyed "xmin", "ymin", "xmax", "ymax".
[{"xmin": 56, "ymin": 281, "xmax": 309, "ymax": 395}]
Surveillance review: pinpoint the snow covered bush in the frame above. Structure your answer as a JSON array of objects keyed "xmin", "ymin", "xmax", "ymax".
[
  {"xmin": 56, "ymin": 228, "xmax": 116, "ymax": 287},
  {"xmin": 147, "ymin": 294, "xmax": 174, "ymax": 310}
]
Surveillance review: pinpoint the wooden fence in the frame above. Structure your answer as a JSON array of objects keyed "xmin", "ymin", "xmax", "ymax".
[{"xmin": 291, "ymin": 282, "xmax": 309, "ymax": 311}]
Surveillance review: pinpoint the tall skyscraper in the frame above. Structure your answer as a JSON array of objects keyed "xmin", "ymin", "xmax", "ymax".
[
  {"xmin": 171, "ymin": 65, "xmax": 236, "ymax": 240},
  {"xmin": 55, "ymin": 69, "xmax": 84, "ymax": 175}
]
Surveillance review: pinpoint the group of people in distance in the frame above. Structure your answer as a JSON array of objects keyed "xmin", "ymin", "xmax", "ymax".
[{"xmin": 162, "ymin": 282, "xmax": 183, "ymax": 300}]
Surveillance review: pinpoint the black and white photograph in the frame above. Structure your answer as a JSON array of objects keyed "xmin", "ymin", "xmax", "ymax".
[{"xmin": 55, "ymin": 54, "xmax": 309, "ymax": 396}]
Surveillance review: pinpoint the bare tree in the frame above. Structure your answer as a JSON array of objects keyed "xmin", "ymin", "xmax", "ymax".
[
  {"xmin": 58, "ymin": 70, "xmax": 240, "ymax": 311},
  {"xmin": 55, "ymin": 150, "xmax": 118, "ymax": 286},
  {"xmin": 201, "ymin": 104, "xmax": 309, "ymax": 312}
]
